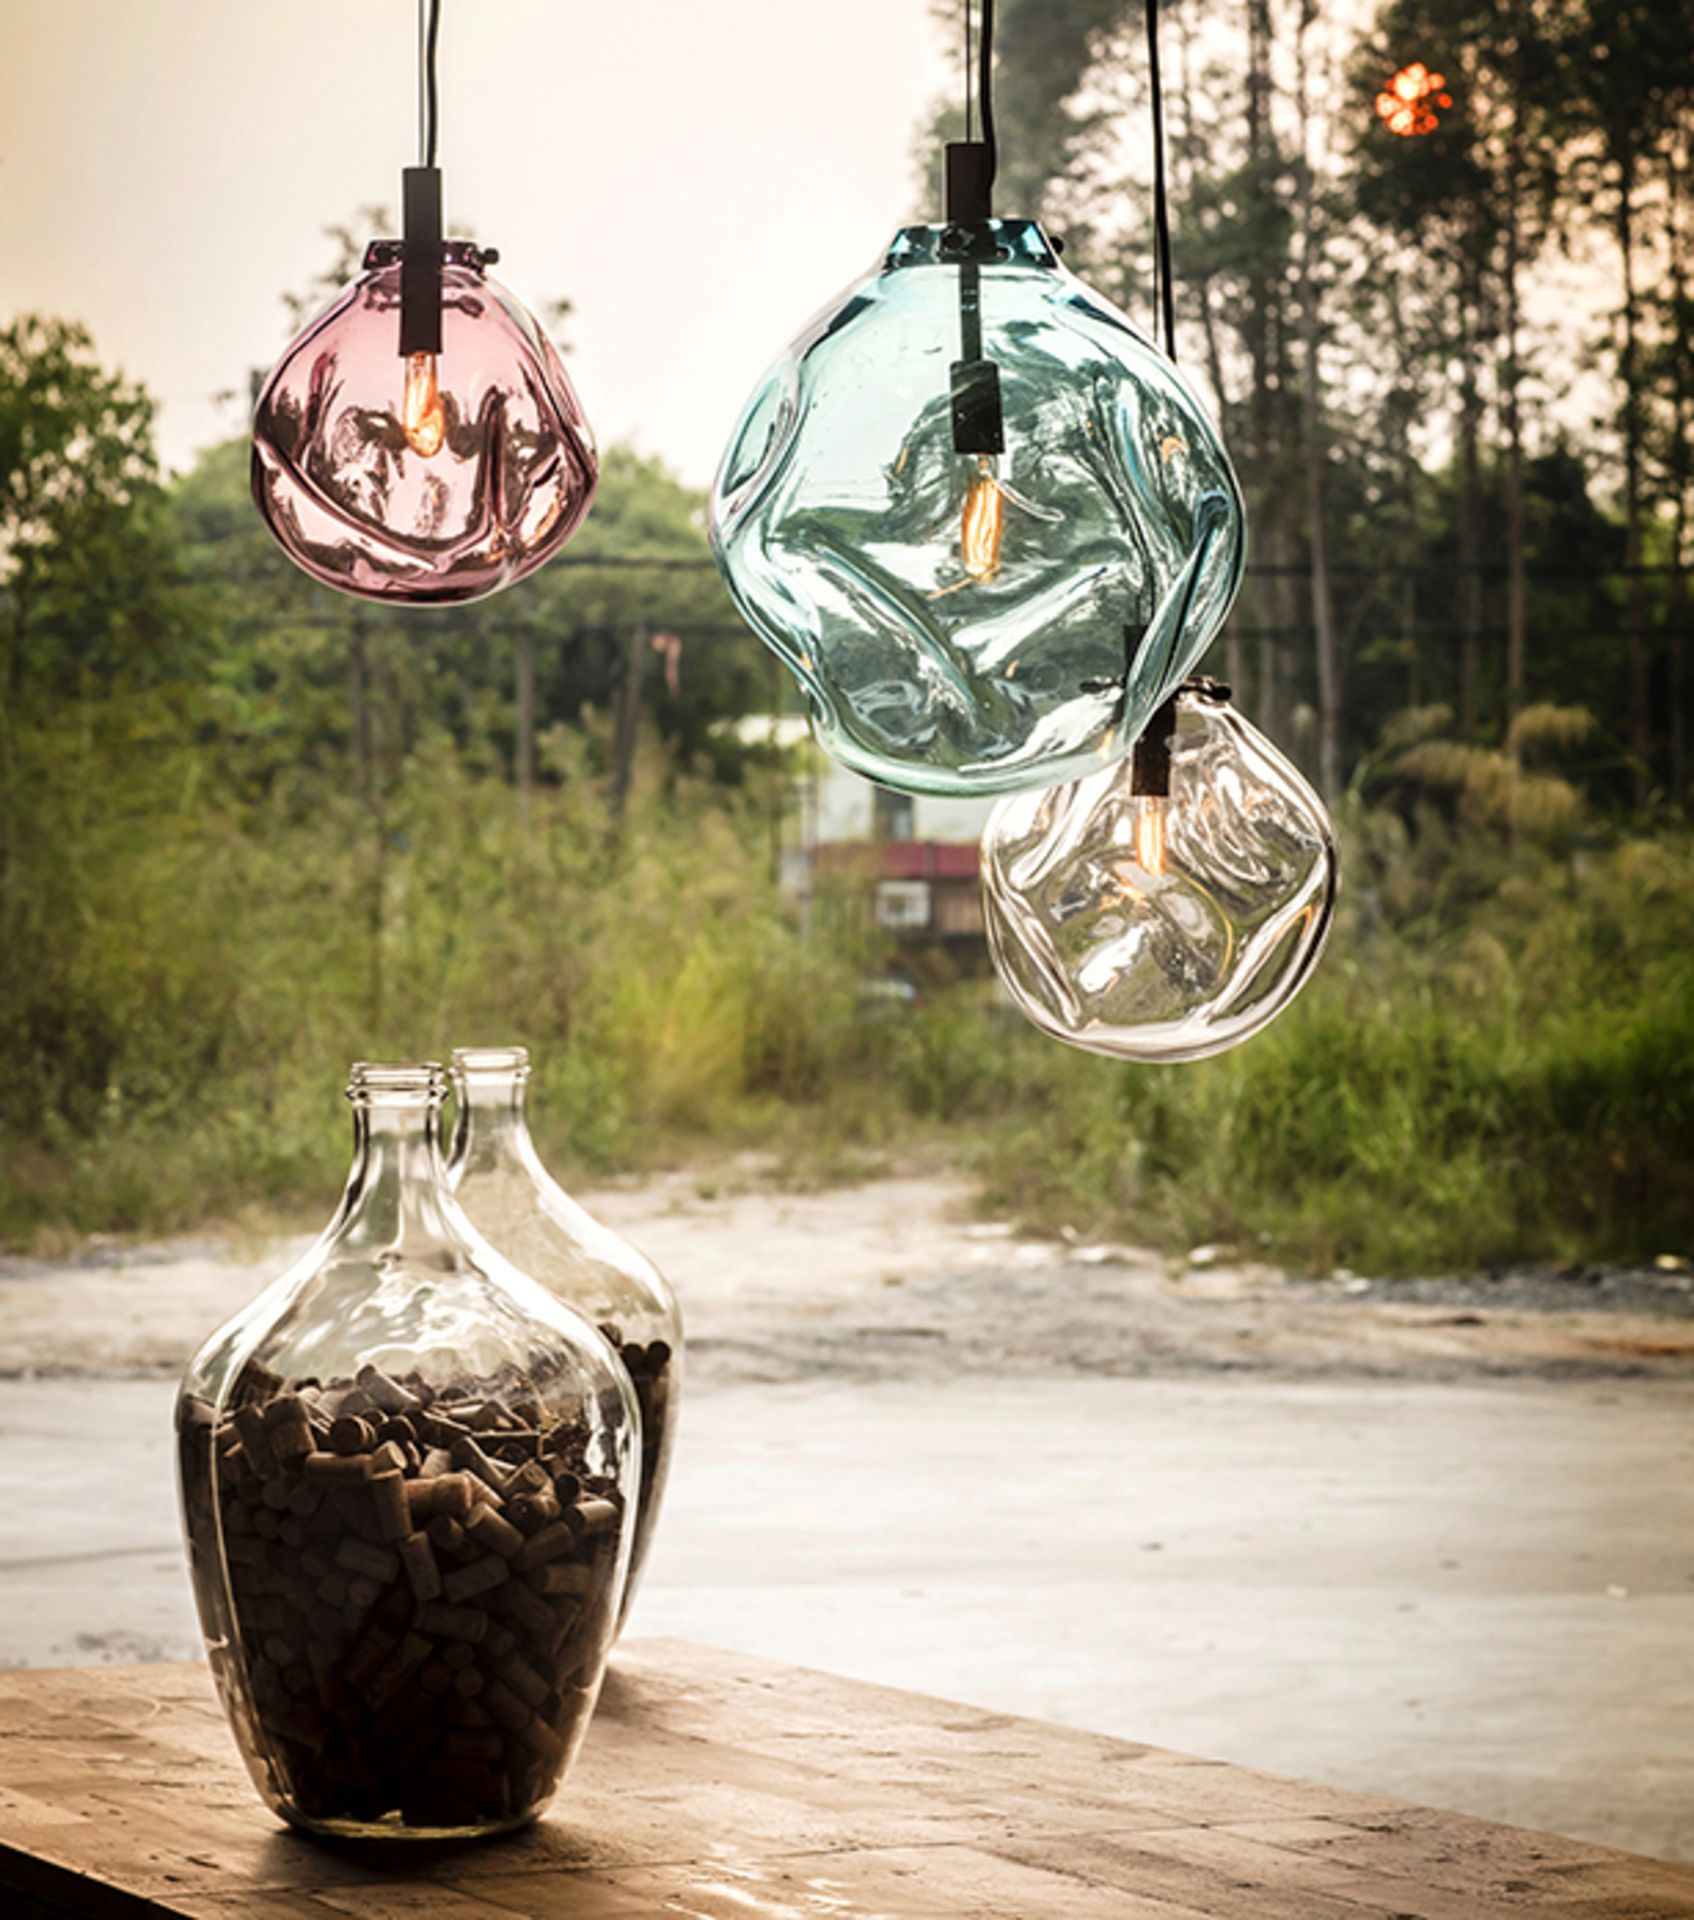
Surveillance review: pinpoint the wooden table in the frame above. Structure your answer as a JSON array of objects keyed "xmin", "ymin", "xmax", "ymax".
[{"xmin": 0, "ymin": 1641, "xmax": 1689, "ymax": 1918}]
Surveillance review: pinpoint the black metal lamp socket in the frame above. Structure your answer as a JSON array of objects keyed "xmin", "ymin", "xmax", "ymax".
[
  {"xmin": 949, "ymin": 242, "xmax": 1005, "ymax": 457},
  {"xmin": 1131, "ymin": 693, "xmax": 1179, "ymax": 798},
  {"xmin": 945, "ymin": 141, "xmax": 994, "ymax": 225},
  {"xmin": 950, "ymin": 357, "xmax": 1004, "ymax": 456},
  {"xmin": 399, "ymin": 165, "xmax": 444, "ymax": 357}
]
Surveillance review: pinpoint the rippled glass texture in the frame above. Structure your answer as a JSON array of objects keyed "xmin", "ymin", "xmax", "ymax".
[
  {"xmin": 448, "ymin": 1047, "xmax": 682, "ymax": 1631},
  {"xmin": 176, "ymin": 1063, "xmax": 638, "ymax": 1841},
  {"xmin": 710, "ymin": 221, "xmax": 1245, "ymax": 796},
  {"xmin": 982, "ymin": 686, "xmax": 1337, "ymax": 1061},
  {"xmin": 252, "ymin": 243, "xmax": 597, "ymax": 604}
]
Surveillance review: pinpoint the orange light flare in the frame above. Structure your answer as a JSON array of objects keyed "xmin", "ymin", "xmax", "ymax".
[
  {"xmin": 960, "ymin": 456, "xmax": 1006, "ymax": 583},
  {"xmin": 402, "ymin": 351, "xmax": 446, "ymax": 457},
  {"xmin": 1375, "ymin": 61, "xmax": 1453, "ymax": 138},
  {"xmin": 1134, "ymin": 795, "xmax": 1168, "ymax": 877}
]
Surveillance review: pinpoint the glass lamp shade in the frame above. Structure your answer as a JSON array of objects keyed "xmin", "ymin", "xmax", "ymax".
[
  {"xmin": 982, "ymin": 682, "xmax": 1337, "ymax": 1061},
  {"xmin": 176, "ymin": 1062, "xmax": 639, "ymax": 1840},
  {"xmin": 252, "ymin": 242, "xmax": 596, "ymax": 604},
  {"xmin": 447, "ymin": 1046, "xmax": 682, "ymax": 1633},
  {"xmin": 709, "ymin": 220, "xmax": 1245, "ymax": 796}
]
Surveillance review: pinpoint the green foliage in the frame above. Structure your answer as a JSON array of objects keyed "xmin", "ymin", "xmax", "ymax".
[
  {"xmin": 971, "ymin": 824, "xmax": 1694, "ymax": 1273},
  {"xmin": 0, "ymin": 727, "xmax": 893, "ymax": 1244}
]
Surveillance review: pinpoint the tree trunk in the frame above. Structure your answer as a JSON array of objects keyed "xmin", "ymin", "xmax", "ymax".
[
  {"xmin": 1456, "ymin": 261, "xmax": 1484, "ymax": 740},
  {"xmin": 514, "ymin": 626, "xmax": 536, "ymax": 806},
  {"xmin": 1670, "ymin": 120, "xmax": 1691, "ymax": 807},
  {"xmin": 1175, "ymin": 2, "xmax": 1233, "ymax": 433},
  {"xmin": 1618, "ymin": 148, "xmax": 1651, "ymax": 808},
  {"xmin": 1384, "ymin": 274, "xmax": 1423, "ymax": 713},
  {"xmin": 1243, "ymin": 0, "xmax": 1283, "ymax": 733},
  {"xmin": 1503, "ymin": 148, "xmax": 1527, "ymax": 732},
  {"xmin": 610, "ymin": 624, "xmax": 647, "ymax": 819},
  {"xmin": 1295, "ymin": 0, "xmax": 1340, "ymax": 804},
  {"xmin": 1175, "ymin": 0, "xmax": 1240, "ymax": 697}
]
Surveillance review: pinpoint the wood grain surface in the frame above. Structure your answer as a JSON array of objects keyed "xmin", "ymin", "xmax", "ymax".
[{"xmin": 0, "ymin": 1641, "xmax": 1689, "ymax": 1918}]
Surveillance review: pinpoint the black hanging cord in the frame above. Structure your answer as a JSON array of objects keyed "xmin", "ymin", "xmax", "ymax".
[
  {"xmin": 946, "ymin": 0, "xmax": 997, "ymax": 223},
  {"xmin": 1146, "ymin": 0, "xmax": 1176, "ymax": 359},
  {"xmin": 964, "ymin": 1, "xmax": 973, "ymax": 144},
  {"xmin": 401, "ymin": 0, "xmax": 445, "ymax": 358},
  {"xmin": 978, "ymin": 0, "xmax": 998, "ymax": 199},
  {"xmin": 419, "ymin": 0, "xmax": 442, "ymax": 168}
]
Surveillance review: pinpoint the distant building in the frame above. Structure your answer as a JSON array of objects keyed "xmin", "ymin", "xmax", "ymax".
[{"xmin": 725, "ymin": 715, "xmax": 994, "ymax": 954}]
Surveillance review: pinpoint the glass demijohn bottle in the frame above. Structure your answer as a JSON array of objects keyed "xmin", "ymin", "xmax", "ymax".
[
  {"xmin": 176, "ymin": 1062, "xmax": 639, "ymax": 1839},
  {"xmin": 448, "ymin": 1047, "xmax": 682, "ymax": 1627}
]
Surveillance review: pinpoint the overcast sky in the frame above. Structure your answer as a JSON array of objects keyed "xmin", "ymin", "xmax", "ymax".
[{"xmin": 2, "ymin": 1, "xmax": 953, "ymax": 487}]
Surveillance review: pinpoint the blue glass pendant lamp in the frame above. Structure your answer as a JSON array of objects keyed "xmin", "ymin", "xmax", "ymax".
[{"xmin": 709, "ymin": 1, "xmax": 1246, "ymax": 797}]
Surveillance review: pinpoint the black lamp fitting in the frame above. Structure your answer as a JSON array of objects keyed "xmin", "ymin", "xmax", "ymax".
[{"xmin": 399, "ymin": 165, "xmax": 444, "ymax": 357}]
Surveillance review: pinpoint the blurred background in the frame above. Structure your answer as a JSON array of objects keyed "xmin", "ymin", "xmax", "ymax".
[{"xmin": 2, "ymin": 0, "xmax": 1691, "ymax": 1870}]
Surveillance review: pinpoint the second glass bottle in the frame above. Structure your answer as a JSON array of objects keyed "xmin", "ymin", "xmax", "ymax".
[{"xmin": 448, "ymin": 1046, "xmax": 683, "ymax": 1626}]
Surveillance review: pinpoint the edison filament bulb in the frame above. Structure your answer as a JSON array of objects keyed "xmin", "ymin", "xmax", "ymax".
[
  {"xmin": 400, "ymin": 350, "xmax": 446, "ymax": 457},
  {"xmin": 981, "ymin": 680, "xmax": 1337, "ymax": 1061}
]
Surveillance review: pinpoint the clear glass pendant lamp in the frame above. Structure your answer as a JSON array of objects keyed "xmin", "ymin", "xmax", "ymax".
[{"xmin": 982, "ymin": 681, "xmax": 1338, "ymax": 1061}]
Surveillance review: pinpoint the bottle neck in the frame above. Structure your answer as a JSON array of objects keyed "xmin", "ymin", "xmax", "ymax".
[
  {"xmin": 449, "ymin": 1073, "xmax": 544, "ymax": 1183},
  {"xmin": 337, "ymin": 1095, "xmax": 459, "ymax": 1246}
]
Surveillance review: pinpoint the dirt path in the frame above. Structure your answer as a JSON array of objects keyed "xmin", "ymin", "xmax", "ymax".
[{"xmin": 3, "ymin": 1169, "xmax": 1691, "ymax": 1383}]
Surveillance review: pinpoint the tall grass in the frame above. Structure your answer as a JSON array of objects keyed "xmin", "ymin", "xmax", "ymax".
[
  {"xmin": 0, "ymin": 720, "xmax": 893, "ymax": 1246},
  {"xmin": 3, "ymin": 708, "xmax": 1690, "ymax": 1274},
  {"xmin": 970, "ymin": 817, "xmax": 1694, "ymax": 1273}
]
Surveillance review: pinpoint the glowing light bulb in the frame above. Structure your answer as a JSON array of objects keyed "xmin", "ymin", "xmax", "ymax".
[
  {"xmin": 1134, "ymin": 793, "xmax": 1167, "ymax": 876},
  {"xmin": 982, "ymin": 679, "xmax": 1337, "ymax": 1061},
  {"xmin": 961, "ymin": 457, "xmax": 1006, "ymax": 582},
  {"xmin": 402, "ymin": 351, "xmax": 446, "ymax": 457}
]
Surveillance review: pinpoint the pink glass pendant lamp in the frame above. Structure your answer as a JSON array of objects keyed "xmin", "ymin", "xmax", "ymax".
[{"xmin": 251, "ymin": 1, "xmax": 596, "ymax": 604}]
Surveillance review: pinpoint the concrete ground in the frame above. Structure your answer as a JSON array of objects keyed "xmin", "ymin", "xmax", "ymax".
[{"xmin": 1, "ymin": 1173, "xmax": 1690, "ymax": 1864}]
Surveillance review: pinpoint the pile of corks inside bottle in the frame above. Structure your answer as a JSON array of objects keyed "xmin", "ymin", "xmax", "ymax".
[{"xmin": 186, "ymin": 1358, "xmax": 632, "ymax": 1830}]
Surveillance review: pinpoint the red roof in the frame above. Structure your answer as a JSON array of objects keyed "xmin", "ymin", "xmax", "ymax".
[{"xmin": 816, "ymin": 841, "xmax": 980, "ymax": 881}]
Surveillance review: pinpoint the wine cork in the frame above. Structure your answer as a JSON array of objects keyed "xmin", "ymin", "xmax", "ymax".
[
  {"xmin": 406, "ymin": 1473, "xmax": 473, "ymax": 1525},
  {"xmin": 513, "ymin": 1521, "xmax": 574, "ymax": 1571},
  {"xmin": 329, "ymin": 1414, "xmax": 374, "ymax": 1457},
  {"xmin": 398, "ymin": 1533, "xmax": 441, "ymax": 1603},
  {"xmin": 334, "ymin": 1538, "xmax": 400, "ymax": 1585},
  {"xmin": 305, "ymin": 1451, "xmax": 372, "ymax": 1484},
  {"xmin": 571, "ymin": 1497, "xmax": 620, "ymax": 1538},
  {"xmin": 495, "ymin": 1578, "xmax": 555, "ymax": 1639},
  {"xmin": 199, "ymin": 1362, "xmax": 627, "ymax": 1833},
  {"xmin": 416, "ymin": 1602, "xmax": 489, "ymax": 1644},
  {"xmin": 464, "ymin": 1506, "xmax": 525, "ymax": 1560},
  {"xmin": 356, "ymin": 1364, "xmax": 420, "ymax": 1415},
  {"xmin": 529, "ymin": 1561, "xmax": 593, "ymax": 1598},
  {"xmin": 450, "ymin": 1435, "xmax": 513, "ymax": 1495},
  {"xmin": 441, "ymin": 1555, "xmax": 509, "ymax": 1605}
]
